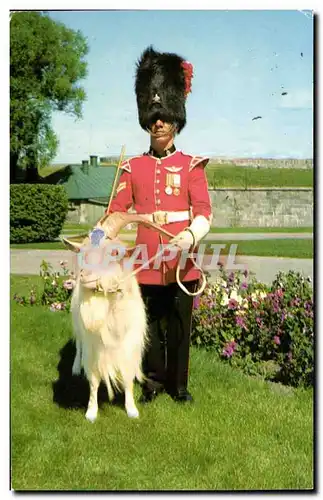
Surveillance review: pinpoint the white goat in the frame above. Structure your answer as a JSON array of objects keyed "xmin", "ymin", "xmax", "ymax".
[{"xmin": 63, "ymin": 229, "xmax": 147, "ymax": 423}]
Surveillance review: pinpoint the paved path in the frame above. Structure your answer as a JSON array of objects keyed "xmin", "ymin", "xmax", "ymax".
[
  {"xmin": 10, "ymin": 249, "xmax": 313, "ymax": 285},
  {"xmin": 207, "ymin": 256, "xmax": 313, "ymax": 285},
  {"xmin": 61, "ymin": 232, "xmax": 313, "ymax": 241}
]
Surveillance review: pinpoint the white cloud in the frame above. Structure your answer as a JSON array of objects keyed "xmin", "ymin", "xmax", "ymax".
[{"xmin": 278, "ymin": 89, "xmax": 313, "ymax": 109}]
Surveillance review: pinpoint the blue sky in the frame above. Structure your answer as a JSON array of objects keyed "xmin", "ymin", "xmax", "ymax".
[{"xmin": 49, "ymin": 10, "xmax": 313, "ymax": 162}]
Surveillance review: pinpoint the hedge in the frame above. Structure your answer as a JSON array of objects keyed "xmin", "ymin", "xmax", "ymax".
[{"xmin": 10, "ymin": 184, "xmax": 68, "ymax": 243}]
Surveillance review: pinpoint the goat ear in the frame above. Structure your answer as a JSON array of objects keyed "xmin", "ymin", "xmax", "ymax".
[{"xmin": 60, "ymin": 235, "xmax": 85, "ymax": 253}]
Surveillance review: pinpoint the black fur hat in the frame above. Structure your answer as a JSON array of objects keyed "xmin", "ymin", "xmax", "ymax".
[{"xmin": 135, "ymin": 46, "xmax": 193, "ymax": 134}]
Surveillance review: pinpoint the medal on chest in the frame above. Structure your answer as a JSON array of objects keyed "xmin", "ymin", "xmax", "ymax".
[{"xmin": 165, "ymin": 173, "xmax": 181, "ymax": 195}]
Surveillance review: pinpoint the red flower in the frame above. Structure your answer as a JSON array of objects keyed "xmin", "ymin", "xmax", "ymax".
[{"xmin": 181, "ymin": 61, "xmax": 193, "ymax": 97}]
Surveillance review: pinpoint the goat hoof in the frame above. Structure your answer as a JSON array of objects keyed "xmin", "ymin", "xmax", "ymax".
[
  {"xmin": 126, "ymin": 407, "xmax": 139, "ymax": 419},
  {"xmin": 85, "ymin": 408, "xmax": 98, "ymax": 423}
]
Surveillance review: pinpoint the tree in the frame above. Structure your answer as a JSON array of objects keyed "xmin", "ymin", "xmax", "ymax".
[{"xmin": 10, "ymin": 11, "xmax": 89, "ymax": 182}]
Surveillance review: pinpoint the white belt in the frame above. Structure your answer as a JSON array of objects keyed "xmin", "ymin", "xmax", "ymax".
[{"xmin": 141, "ymin": 210, "xmax": 190, "ymax": 225}]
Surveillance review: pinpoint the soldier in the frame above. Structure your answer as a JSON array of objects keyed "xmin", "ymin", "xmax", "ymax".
[{"xmin": 105, "ymin": 46, "xmax": 212, "ymax": 403}]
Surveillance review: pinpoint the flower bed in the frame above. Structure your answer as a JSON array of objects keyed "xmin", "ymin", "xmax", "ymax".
[
  {"xmin": 13, "ymin": 260, "xmax": 75, "ymax": 312},
  {"xmin": 13, "ymin": 260, "xmax": 314, "ymax": 389},
  {"xmin": 192, "ymin": 267, "xmax": 314, "ymax": 388}
]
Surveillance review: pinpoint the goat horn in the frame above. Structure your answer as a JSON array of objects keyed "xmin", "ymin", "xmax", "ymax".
[{"xmin": 99, "ymin": 212, "xmax": 176, "ymax": 240}]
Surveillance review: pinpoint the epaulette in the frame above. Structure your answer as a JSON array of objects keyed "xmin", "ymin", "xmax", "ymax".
[
  {"xmin": 189, "ymin": 155, "xmax": 210, "ymax": 171},
  {"xmin": 120, "ymin": 155, "xmax": 143, "ymax": 173},
  {"xmin": 120, "ymin": 159, "xmax": 131, "ymax": 173}
]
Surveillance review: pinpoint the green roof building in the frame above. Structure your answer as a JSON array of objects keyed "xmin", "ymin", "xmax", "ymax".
[{"xmin": 44, "ymin": 156, "xmax": 119, "ymax": 224}]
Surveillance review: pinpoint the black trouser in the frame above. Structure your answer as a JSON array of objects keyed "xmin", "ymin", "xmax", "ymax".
[{"xmin": 140, "ymin": 280, "xmax": 198, "ymax": 394}]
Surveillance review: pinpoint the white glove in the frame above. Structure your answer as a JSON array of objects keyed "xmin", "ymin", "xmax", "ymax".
[
  {"xmin": 169, "ymin": 215, "xmax": 211, "ymax": 251},
  {"xmin": 169, "ymin": 229, "xmax": 195, "ymax": 251}
]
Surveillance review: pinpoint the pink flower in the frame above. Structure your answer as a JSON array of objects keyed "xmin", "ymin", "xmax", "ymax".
[
  {"xmin": 228, "ymin": 299, "xmax": 238, "ymax": 310},
  {"xmin": 236, "ymin": 316, "xmax": 247, "ymax": 329},
  {"xmin": 193, "ymin": 296, "xmax": 200, "ymax": 309},
  {"xmin": 63, "ymin": 279, "xmax": 76, "ymax": 290},
  {"xmin": 222, "ymin": 340, "xmax": 237, "ymax": 358},
  {"xmin": 273, "ymin": 336, "xmax": 281, "ymax": 345}
]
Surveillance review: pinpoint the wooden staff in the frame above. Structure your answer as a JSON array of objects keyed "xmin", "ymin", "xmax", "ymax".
[
  {"xmin": 98, "ymin": 145, "xmax": 126, "ymax": 225},
  {"xmin": 106, "ymin": 144, "xmax": 126, "ymax": 214}
]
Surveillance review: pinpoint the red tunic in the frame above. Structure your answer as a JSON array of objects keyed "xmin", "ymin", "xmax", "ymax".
[{"xmin": 106, "ymin": 150, "xmax": 212, "ymax": 285}]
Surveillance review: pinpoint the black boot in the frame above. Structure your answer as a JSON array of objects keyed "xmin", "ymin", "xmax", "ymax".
[
  {"xmin": 170, "ymin": 387, "xmax": 193, "ymax": 403},
  {"xmin": 139, "ymin": 381, "xmax": 164, "ymax": 404}
]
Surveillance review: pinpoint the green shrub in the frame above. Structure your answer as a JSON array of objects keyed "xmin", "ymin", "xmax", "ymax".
[
  {"xmin": 10, "ymin": 184, "xmax": 68, "ymax": 243},
  {"xmin": 192, "ymin": 268, "xmax": 313, "ymax": 388}
]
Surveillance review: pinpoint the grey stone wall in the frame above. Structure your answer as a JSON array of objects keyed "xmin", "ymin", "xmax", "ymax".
[{"xmin": 209, "ymin": 188, "xmax": 313, "ymax": 227}]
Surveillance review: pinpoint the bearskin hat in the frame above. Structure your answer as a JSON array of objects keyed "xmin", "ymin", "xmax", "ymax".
[{"xmin": 135, "ymin": 46, "xmax": 193, "ymax": 134}]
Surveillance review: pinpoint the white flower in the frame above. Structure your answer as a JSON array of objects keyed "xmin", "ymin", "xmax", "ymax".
[
  {"xmin": 215, "ymin": 278, "xmax": 227, "ymax": 288},
  {"xmin": 221, "ymin": 293, "xmax": 229, "ymax": 306},
  {"xmin": 230, "ymin": 290, "xmax": 242, "ymax": 304},
  {"xmin": 51, "ymin": 280, "xmax": 57, "ymax": 286},
  {"xmin": 242, "ymin": 298, "xmax": 249, "ymax": 309},
  {"xmin": 259, "ymin": 291, "xmax": 267, "ymax": 300}
]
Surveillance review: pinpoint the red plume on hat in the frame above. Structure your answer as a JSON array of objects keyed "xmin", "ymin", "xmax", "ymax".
[{"xmin": 181, "ymin": 61, "xmax": 194, "ymax": 97}]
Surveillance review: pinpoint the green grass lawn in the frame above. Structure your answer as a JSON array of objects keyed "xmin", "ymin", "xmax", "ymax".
[
  {"xmin": 63, "ymin": 222, "xmax": 92, "ymax": 231},
  {"xmin": 62, "ymin": 225, "xmax": 313, "ymax": 234},
  {"xmin": 206, "ymin": 165, "xmax": 313, "ymax": 188},
  {"xmin": 11, "ymin": 275, "xmax": 313, "ymax": 491},
  {"xmin": 208, "ymin": 227, "xmax": 313, "ymax": 233},
  {"xmin": 205, "ymin": 239, "xmax": 313, "ymax": 259},
  {"xmin": 11, "ymin": 241, "xmax": 67, "ymax": 250},
  {"xmin": 41, "ymin": 163, "xmax": 313, "ymax": 188},
  {"xmin": 11, "ymin": 238, "xmax": 313, "ymax": 258}
]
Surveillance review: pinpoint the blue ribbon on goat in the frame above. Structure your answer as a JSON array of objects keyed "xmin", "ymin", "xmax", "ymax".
[{"xmin": 90, "ymin": 228, "xmax": 105, "ymax": 247}]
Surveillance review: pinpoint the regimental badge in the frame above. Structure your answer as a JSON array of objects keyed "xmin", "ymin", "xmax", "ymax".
[
  {"xmin": 164, "ymin": 166, "xmax": 183, "ymax": 173},
  {"xmin": 165, "ymin": 173, "xmax": 181, "ymax": 195}
]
